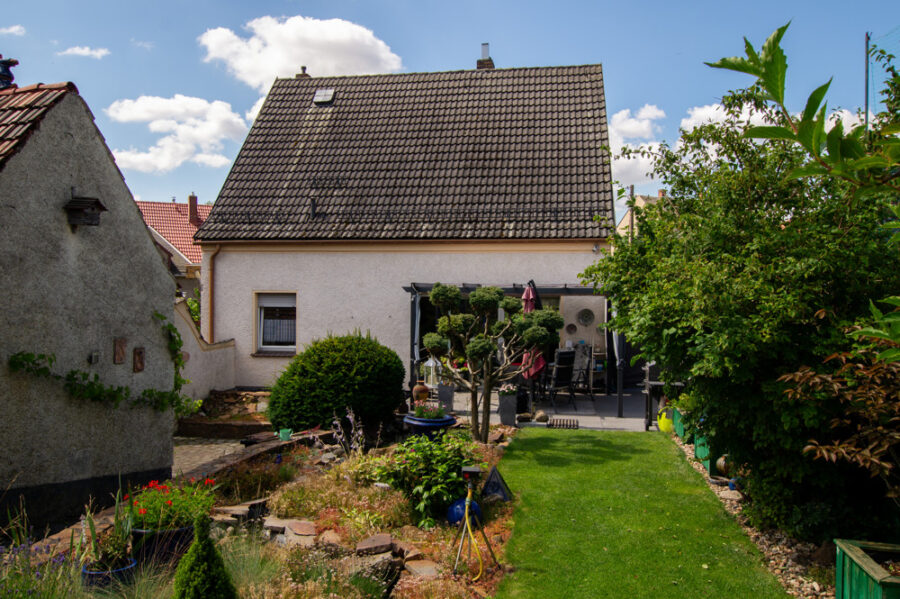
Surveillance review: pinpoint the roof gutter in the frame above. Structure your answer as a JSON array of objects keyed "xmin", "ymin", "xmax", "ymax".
[{"xmin": 207, "ymin": 244, "xmax": 222, "ymax": 343}]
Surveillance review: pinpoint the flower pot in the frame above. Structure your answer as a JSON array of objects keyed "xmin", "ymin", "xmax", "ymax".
[
  {"xmin": 835, "ymin": 539, "xmax": 900, "ymax": 598},
  {"xmin": 498, "ymin": 394, "xmax": 517, "ymax": 427},
  {"xmin": 412, "ymin": 380, "xmax": 430, "ymax": 402},
  {"xmin": 133, "ymin": 525, "xmax": 194, "ymax": 565},
  {"xmin": 403, "ymin": 414, "xmax": 456, "ymax": 439},
  {"xmin": 81, "ymin": 558, "xmax": 137, "ymax": 588}
]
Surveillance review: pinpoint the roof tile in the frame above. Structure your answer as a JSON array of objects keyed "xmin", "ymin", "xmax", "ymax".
[
  {"xmin": 0, "ymin": 82, "xmax": 77, "ymax": 170},
  {"xmin": 136, "ymin": 201, "xmax": 212, "ymax": 264},
  {"xmin": 198, "ymin": 65, "xmax": 613, "ymax": 241}
]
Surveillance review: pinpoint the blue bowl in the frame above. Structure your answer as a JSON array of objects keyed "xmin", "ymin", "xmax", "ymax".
[{"xmin": 447, "ymin": 498, "xmax": 482, "ymax": 525}]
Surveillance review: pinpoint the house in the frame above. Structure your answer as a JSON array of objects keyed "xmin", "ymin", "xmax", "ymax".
[
  {"xmin": 196, "ymin": 50, "xmax": 615, "ymax": 388},
  {"xmin": 0, "ymin": 77, "xmax": 176, "ymax": 531},
  {"xmin": 615, "ymin": 190, "xmax": 664, "ymax": 238},
  {"xmin": 136, "ymin": 194, "xmax": 212, "ymax": 298}
]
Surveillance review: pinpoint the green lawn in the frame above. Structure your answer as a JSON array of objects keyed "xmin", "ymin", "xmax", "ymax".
[{"xmin": 493, "ymin": 429, "xmax": 788, "ymax": 599}]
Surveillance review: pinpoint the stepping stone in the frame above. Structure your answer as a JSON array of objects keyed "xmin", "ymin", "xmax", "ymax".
[
  {"xmin": 719, "ymin": 490, "xmax": 743, "ymax": 501},
  {"xmin": 356, "ymin": 533, "xmax": 393, "ymax": 555},
  {"xmin": 211, "ymin": 513, "xmax": 241, "ymax": 526},
  {"xmin": 392, "ymin": 541, "xmax": 423, "ymax": 561},
  {"xmin": 317, "ymin": 529, "xmax": 343, "ymax": 547},
  {"xmin": 283, "ymin": 533, "xmax": 315, "ymax": 548},
  {"xmin": 214, "ymin": 505, "xmax": 250, "ymax": 519},
  {"xmin": 287, "ymin": 520, "xmax": 316, "ymax": 536},
  {"xmin": 263, "ymin": 517, "xmax": 291, "ymax": 534},
  {"xmin": 405, "ymin": 559, "xmax": 439, "ymax": 578}
]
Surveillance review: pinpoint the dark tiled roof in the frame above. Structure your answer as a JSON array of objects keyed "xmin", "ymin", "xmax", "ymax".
[
  {"xmin": 197, "ymin": 65, "xmax": 613, "ymax": 242},
  {"xmin": 0, "ymin": 82, "xmax": 77, "ymax": 171},
  {"xmin": 136, "ymin": 200, "xmax": 213, "ymax": 263}
]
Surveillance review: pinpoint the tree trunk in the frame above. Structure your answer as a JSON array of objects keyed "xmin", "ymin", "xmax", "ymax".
[
  {"xmin": 469, "ymin": 385, "xmax": 480, "ymax": 440},
  {"xmin": 480, "ymin": 368, "xmax": 493, "ymax": 442}
]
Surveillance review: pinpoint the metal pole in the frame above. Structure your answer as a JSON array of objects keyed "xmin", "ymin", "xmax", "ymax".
[
  {"xmin": 616, "ymin": 333, "xmax": 624, "ymax": 418},
  {"xmin": 865, "ymin": 32, "xmax": 871, "ymax": 136}
]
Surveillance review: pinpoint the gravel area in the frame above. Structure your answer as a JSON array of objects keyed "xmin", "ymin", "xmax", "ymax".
[{"xmin": 673, "ymin": 435, "xmax": 835, "ymax": 599}]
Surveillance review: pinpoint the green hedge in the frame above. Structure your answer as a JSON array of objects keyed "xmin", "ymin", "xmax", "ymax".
[{"xmin": 267, "ymin": 333, "xmax": 404, "ymax": 431}]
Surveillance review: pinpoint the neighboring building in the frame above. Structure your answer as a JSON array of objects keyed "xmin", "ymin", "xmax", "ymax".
[
  {"xmin": 0, "ymin": 80, "xmax": 176, "ymax": 531},
  {"xmin": 136, "ymin": 195, "xmax": 212, "ymax": 298},
  {"xmin": 196, "ymin": 51, "xmax": 615, "ymax": 388},
  {"xmin": 615, "ymin": 190, "xmax": 665, "ymax": 238}
]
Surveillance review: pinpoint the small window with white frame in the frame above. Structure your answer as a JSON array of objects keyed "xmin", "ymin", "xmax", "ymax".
[{"xmin": 257, "ymin": 293, "xmax": 296, "ymax": 352}]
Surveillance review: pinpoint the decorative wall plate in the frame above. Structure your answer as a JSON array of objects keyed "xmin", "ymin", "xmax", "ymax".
[
  {"xmin": 576, "ymin": 308, "xmax": 595, "ymax": 326},
  {"xmin": 565, "ymin": 323, "xmax": 578, "ymax": 334}
]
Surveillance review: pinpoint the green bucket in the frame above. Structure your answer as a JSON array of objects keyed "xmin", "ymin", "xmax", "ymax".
[{"xmin": 277, "ymin": 428, "xmax": 293, "ymax": 441}]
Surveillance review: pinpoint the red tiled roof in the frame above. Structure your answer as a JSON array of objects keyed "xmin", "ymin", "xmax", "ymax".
[
  {"xmin": 136, "ymin": 201, "xmax": 212, "ymax": 264},
  {"xmin": 0, "ymin": 82, "xmax": 78, "ymax": 171}
]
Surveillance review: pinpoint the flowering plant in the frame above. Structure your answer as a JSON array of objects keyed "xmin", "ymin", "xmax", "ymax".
[
  {"xmin": 497, "ymin": 383, "xmax": 518, "ymax": 396},
  {"xmin": 83, "ymin": 489, "xmax": 132, "ymax": 570},
  {"xmin": 412, "ymin": 400, "xmax": 445, "ymax": 419},
  {"xmin": 129, "ymin": 478, "xmax": 216, "ymax": 530}
]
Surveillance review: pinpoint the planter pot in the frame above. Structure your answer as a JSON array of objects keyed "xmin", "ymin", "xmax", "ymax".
[
  {"xmin": 836, "ymin": 539, "xmax": 900, "ymax": 599},
  {"xmin": 693, "ymin": 434, "xmax": 720, "ymax": 475},
  {"xmin": 81, "ymin": 558, "xmax": 137, "ymax": 588},
  {"xmin": 133, "ymin": 526, "xmax": 194, "ymax": 565},
  {"xmin": 498, "ymin": 394, "xmax": 518, "ymax": 427},
  {"xmin": 403, "ymin": 415, "xmax": 456, "ymax": 440},
  {"xmin": 672, "ymin": 409, "xmax": 692, "ymax": 443}
]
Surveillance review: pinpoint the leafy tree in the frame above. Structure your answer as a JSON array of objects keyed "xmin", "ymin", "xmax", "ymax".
[
  {"xmin": 422, "ymin": 283, "xmax": 562, "ymax": 442},
  {"xmin": 581, "ymin": 38, "xmax": 900, "ymax": 539},
  {"xmin": 709, "ymin": 24, "xmax": 900, "ymax": 508}
]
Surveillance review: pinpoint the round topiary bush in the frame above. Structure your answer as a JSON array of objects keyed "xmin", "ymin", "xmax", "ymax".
[{"xmin": 267, "ymin": 333, "xmax": 405, "ymax": 431}]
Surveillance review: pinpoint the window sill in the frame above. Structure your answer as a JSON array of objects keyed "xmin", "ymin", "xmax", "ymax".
[{"xmin": 251, "ymin": 350, "xmax": 296, "ymax": 358}]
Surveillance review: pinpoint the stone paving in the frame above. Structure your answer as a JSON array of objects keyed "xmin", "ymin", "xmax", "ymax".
[
  {"xmin": 449, "ymin": 388, "xmax": 648, "ymax": 431},
  {"xmin": 172, "ymin": 436, "xmax": 245, "ymax": 476}
]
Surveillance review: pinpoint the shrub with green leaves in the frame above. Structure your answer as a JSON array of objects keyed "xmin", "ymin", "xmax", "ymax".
[
  {"xmin": 267, "ymin": 333, "xmax": 404, "ymax": 431},
  {"xmin": 172, "ymin": 516, "xmax": 238, "ymax": 599},
  {"xmin": 372, "ymin": 431, "xmax": 481, "ymax": 525}
]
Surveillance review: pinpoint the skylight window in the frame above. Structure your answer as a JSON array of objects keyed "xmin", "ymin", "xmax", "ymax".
[{"xmin": 313, "ymin": 89, "xmax": 335, "ymax": 105}]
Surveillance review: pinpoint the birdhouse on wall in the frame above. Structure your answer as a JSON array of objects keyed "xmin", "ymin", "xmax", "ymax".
[{"xmin": 64, "ymin": 188, "xmax": 107, "ymax": 230}]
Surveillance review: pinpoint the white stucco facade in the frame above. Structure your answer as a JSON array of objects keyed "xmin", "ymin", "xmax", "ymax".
[
  {"xmin": 201, "ymin": 240, "xmax": 606, "ymax": 388},
  {"xmin": 173, "ymin": 299, "xmax": 235, "ymax": 400}
]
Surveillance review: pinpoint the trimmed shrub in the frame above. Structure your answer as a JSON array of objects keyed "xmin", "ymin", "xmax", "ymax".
[
  {"xmin": 172, "ymin": 516, "xmax": 238, "ymax": 599},
  {"xmin": 268, "ymin": 333, "xmax": 404, "ymax": 431}
]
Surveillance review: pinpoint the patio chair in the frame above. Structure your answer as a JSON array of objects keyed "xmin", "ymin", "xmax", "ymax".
[
  {"xmin": 571, "ymin": 344, "xmax": 594, "ymax": 401},
  {"xmin": 547, "ymin": 348, "xmax": 577, "ymax": 412}
]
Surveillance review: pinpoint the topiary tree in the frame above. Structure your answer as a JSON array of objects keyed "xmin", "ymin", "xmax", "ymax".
[
  {"xmin": 172, "ymin": 516, "xmax": 238, "ymax": 599},
  {"xmin": 422, "ymin": 283, "xmax": 563, "ymax": 442},
  {"xmin": 267, "ymin": 332, "xmax": 404, "ymax": 432}
]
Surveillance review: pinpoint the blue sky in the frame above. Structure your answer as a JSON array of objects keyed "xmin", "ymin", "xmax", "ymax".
[{"xmin": 2, "ymin": 1, "xmax": 898, "ymax": 220}]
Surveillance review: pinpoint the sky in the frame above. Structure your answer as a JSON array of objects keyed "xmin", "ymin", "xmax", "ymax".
[{"xmin": 2, "ymin": 0, "xmax": 899, "ymax": 221}]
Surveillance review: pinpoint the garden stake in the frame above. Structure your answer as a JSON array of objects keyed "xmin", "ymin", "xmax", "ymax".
[{"xmin": 452, "ymin": 468, "xmax": 500, "ymax": 581}]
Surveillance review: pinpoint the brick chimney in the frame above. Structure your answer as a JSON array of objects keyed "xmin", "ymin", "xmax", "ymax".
[
  {"xmin": 476, "ymin": 43, "xmax": 494, "ymax": 70},
  {"xmin": 188, "ymin": 193, "xmax": 200, "ymax": 226},
  {"xmin": 295, "ymin": 66, "xmax": 311, "ymax": 79}
]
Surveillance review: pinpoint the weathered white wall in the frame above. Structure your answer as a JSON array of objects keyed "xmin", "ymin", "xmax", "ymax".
[
  {"xmin": 173, "ymin": 299, "xmax": 235, "ymax": 400},
  {"xmin": 0, "ymin": 93, "xmax": 176, "ymax": 491},
  {"xmin": 202, "ymin": 242, "xmax": 605, "ymax": 388}
]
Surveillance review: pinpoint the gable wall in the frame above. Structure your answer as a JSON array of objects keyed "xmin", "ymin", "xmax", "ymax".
[
  {"xmin": 202, "ymin": 240, "xmax": 606, "ymax": 388},
  {"xmin": 0, "ymin": 93, "xmax": 176, "ymax": 529}
]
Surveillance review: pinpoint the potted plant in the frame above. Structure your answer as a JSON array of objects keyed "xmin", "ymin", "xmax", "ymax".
[
  {"xmin": 403, "ymin": 399, "xmax": 456, "ymax": 439},
  {"xmin": 497, "ymin": 383, "xmax": 518, "ymax": 427},
  {"xmin": 129, "ymin": 477, "xmax": 216, "ymax": 564},
  {"xmin": 81, "ymin": 491, "xmax": 136, "ymax": 588}
]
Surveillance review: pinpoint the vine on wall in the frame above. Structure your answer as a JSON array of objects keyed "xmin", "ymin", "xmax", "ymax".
[{"xmin": 7, "ymin": 312, "xmax": 200, "ymax": 417}]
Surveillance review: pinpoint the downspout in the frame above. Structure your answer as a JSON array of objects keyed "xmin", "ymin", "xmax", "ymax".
[{"xmin": 207, "ymin": 244, "xmax": 222, "ymax": 343}]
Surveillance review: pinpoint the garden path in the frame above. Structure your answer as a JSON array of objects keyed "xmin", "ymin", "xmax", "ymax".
[{"xmin": 172, "ymin": 436, "xmax": 244, "ymax": 476}]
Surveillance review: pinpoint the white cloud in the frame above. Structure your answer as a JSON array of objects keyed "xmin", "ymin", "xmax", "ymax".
[
  {"xmin": 106, "ymin": 94, "xmax": 247, "ymax": 173},
  {"xmin": 679, "ymin": 103, "xmax": 772, "ymax": 131},
  {"xmin": 0, "ymin": 25, "xmax": 25, "ymax": 36},
  {"xmin": 131, "ymin": 39, "xmax": 154, "ymax": 51},
  {"xmin": 607, "ymin": 104, "xmax": 666, "ymax": 191},
  {"xmin": 57, "ymin": 46, "xmax": 110, "ymax": 59},
  {"xmin": 245, "ymin": 96, "xmax": 266, "ymax": 123},
  {"xmin": 199, "ymin": 14, "xmax": 402, "ymax": 92}
]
